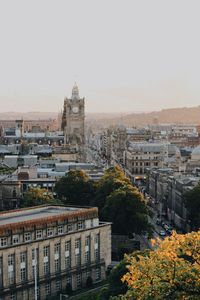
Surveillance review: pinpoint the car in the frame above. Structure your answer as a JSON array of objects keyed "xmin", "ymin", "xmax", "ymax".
[
  {"xmin": 156, "ymin": 218, "xmax": 161, "ymax": 225},
  {"xmin": 166, "ymin": 228, "xmax": 173, "ymax": 235},
  {"xmin": 164, "ymin": 224, "xmax": 169, "ymax": 231},
  {"xmin": 161, "ymin": 221, "xmax": 166, "ymax": 228},
  {"xmin": 159, "ymin": 230, "xmax": 166, "ymax": 237}
]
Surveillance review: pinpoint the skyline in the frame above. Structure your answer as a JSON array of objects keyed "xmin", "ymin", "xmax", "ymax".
[{"xmin": 0, "ymin": 0, "xmax": 200, "ymax": 113}]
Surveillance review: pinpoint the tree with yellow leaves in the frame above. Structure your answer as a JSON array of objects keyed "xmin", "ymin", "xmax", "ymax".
[{"xmin": 114, "ymin": 231, "xmax": 200, "ymax": 300}]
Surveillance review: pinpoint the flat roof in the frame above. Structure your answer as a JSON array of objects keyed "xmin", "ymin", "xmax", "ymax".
[{"xmin": 0, "ymin": 205, "xmax": 98, "ymax": 231}]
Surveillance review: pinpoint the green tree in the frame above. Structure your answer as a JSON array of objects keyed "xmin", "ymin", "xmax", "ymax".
[
  {"xmin": 94, "ymin": 166, "xmax": 131, "ymax": 212},
  {"xmin": 55, "ymin": 170, "xmax": 95, "ymax": 206},
  {"xmin": 107, "ymin": 260, "xmax": 128, "ymax": 297},
  {"xmin": 183, "ymin": 183, "xmax": 200, "ymax": 230},
  {"xmin": 102, "ymin": 185, "xmax": 151, "ymax": 235},
  {"xmin": 21, "ymin": 187, "xmax": 57, "ymax": 207}
]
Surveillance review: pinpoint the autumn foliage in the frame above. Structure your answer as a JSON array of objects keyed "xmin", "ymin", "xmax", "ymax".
[{"xmin": 119, "ymin": 231, "xmax": 200, "ymax": 300}]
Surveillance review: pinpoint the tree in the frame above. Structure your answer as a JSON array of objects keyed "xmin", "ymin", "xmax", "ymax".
[
  {"xmin": 117, "ymin": 231, "xmax": 200, "ymax": 300},
  {"xmin": 55, "ymin": 170, "xmax": 95, "ymax": 206},
  {"xmin": 183, "ymin": 183, "xmax": 200, "ymax": 230},
  {"xmin": 102, "ymin": 185, "xmax": 151, "ymax": 235},
  {"xmin": 107, "ymin": 260, "xmax": 128, "ymax": 297},
  {"xmin": 21, "ymin": 187, "xmax": 56, "ymax": 207},
  {"xmin": 94, "ymin": 166, "xmax": 132, "ymax": 212}
]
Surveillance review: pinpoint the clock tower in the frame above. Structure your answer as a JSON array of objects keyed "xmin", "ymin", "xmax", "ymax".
[{"xmin": 61, "ymin": 83, "xmax": 85, "ymax": 161}]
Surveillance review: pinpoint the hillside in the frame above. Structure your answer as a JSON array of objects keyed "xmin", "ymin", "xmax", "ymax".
[{"xmin": 0, "ymin": 106, "xmax": 200, "ymax": 127}]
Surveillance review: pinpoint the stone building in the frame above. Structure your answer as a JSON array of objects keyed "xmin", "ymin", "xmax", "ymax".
[
  {"xmin": 0, "ymin": 205, "xmax": 111, "ymax": 300},
  {"xmin": 124, "ymin": 142, "xmax": 167, "ymax": 182},
  {"xmin": 0, "ymin": 177, "xmax": 21, "ymax": 210},
  {"xmin": 61, "ymin": 84, "xmax": 85, "ymax": 162},
  {"xmin": 167, "ymin": 176, "xmax": 199, "ymax": 231}
]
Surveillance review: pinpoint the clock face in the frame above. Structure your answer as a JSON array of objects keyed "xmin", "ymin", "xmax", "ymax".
[{"xmin": 72, "ymin": 106, "xmax": 79, "ymax": 113}]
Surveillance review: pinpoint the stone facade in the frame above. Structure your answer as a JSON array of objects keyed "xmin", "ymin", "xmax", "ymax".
[
  {"xmin": 0, "ymin": 205, "xmax": 111, "ymax": 300},
  {"xmin": 61, "ymin": 84, "xmax": 85, "ymax": 162}
]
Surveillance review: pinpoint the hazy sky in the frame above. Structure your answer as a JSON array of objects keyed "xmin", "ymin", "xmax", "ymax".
[{"xmin": 0, "ymin": 0, "xmax": 200, "ymax": 113}]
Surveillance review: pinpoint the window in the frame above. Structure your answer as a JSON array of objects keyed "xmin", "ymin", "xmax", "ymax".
[
  {"xmin": 8, "ymin": 254, "xmax": 14, "ymax": 266},
  {"xmin": 85, "ymin": 251, "xmax": 90, "ymax": 263},
  {"xmin": 77, "ymin": 221, "xmax": 83, "ymax": 230},
  {"xmin": 55, "ymin": 258, "xmax": 60, "ymax": 272},
  {"xmin": 76, "ymin": 274, "xmax": 81, "ymax": 288},
  {"xmin": 12, "ymin": 235, "xmax": 19, "ymax": 244},
  {"xmin": 44, "ymin": 261, "xmax": 49, "ymax": 275},
  {"xmin": 66, "ymin": 276, "xmax": 71, "ymax": 285},
  {"xmin": 75, "ymin": 238, "xmax": 81, "ymax": 266},
  {"xmin": 85, "ymin": 236, "xmax": 90, "ymax": 246},
  {"xmin": 32, "ymin": 248, "xmax": 38, "ymax": 260},
  {"xmin": 54, "ymin": 242, "xmax": 60, "ymax": 272},
  {"xmin": 56, "ymin": 280, "xmax": 61, "ymax": 291},
  {"xmin": 47, "ymin": 228, "xmax": 53, "ymax": 237},
  {"xmin": 20, "ymin": 252, "xmax": 27, "ymax": 282},
  {"xmin": 94, "ymin": 234, "xmax": 100, "ymax": 261},
  {"xmin": 22, "ymin": 290, "xmax": 26, "ymax": 300},
  {"xmin": 65, "ymin": 240, "xmax": 71, "ymax": 251},
  {"xmin": 10, "ymin": 293, "xmax": 16, "ymax": 300},
  {"xmin": 54, "ymin": 243, "xmax": 60, "ymax": 254},
  {"xmin": 65, "ymin": 240, "xmax": 71, "ymax": 269},
  {"xmin": 20, "ymin": 267, "xmax": 26, "ymax": 282},
  {"xmin": 57, "ymin": 225, "xmax": 63, "ymax": 234},
  {"xmin": 8, "ymin": 254, "xmax": 15, "ymax": 285},
  {"xmin": 43, "ymin": 246, "xmax": 49, "ymax": 257},
  {"xmin": 75, "ymin": 253, "xmax": 81, "ymax": 266},
  {"xmin": 36, "ymin": 230, "xmax": 43, "ymax": 240},
  {"xmin": 67, "ymin": 224, "xmax": 73, "ymax": 232},
  {"xmin": 24, "ymin": 232, "xmax": 31, "ymax": 242},
  {"xmin": 20, "ymin": 252, "xmax": 26, "ymax": 263},
  {"xmin": 75, "ymin": 238, "xmax": 81, "ymax": 249},
  {"xmin": 45, "ymin": 283, "xmax": 51, "ymax": 295},
  {"xmin": 0, "ymin": 237, "xmax": 7, "ymax": 247},
  {"xmin": 94, "ymin": 248, "xmax": 100, "ymax": 261},
  {"xmin": 65, "ymin": 256, "xmax": 71, "ymax": 269},
  {"xmin": 95, "ymin": 267, "xmax": 101, "ymax": 281},
  {"xmin": 85, "ymin": 236, "xmax": 90, "ymax": 263},
  {"xmin": 94, "ymin": 233, "xmax": 100, "ymax": 245}
]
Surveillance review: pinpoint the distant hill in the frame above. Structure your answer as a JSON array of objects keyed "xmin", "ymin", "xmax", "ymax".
[
  {"xmin": 86, "ymin": 106, "xmax": 200, "ymax": 127},
  {"xmin": 0, "ymin": 112, "xmax": 58, "ymax": 120},
  {"xmin": 0, "ymin": 106, "xmax": 200, "ymax": 126}
]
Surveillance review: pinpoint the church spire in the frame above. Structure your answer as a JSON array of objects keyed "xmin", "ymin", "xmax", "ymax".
[{"xmin": 71, "ymin": 82, "xmax": 80, "ymax": 99}]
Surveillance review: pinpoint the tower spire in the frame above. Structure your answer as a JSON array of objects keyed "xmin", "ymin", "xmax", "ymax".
[{"xmin": 71, "ymin": 82, "xmax": 80, "ymax": 99}]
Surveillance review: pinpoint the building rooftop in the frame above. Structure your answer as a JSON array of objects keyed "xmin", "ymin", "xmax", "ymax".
[{"xmin": 0, "ymin": 205, "xmax": 98, "ymax": 231}]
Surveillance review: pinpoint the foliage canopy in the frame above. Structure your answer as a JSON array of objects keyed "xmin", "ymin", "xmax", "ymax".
[
  {"xmin": 21, "ymin": 187, "xmax": 56, "ymax": 207},
  {"xmin": 55, "ymin": 170, "xmax": 95, "ymax": 206},
  {"xmin": 117, "ymin": 230, "xmax": 200, "ymax": 300}
]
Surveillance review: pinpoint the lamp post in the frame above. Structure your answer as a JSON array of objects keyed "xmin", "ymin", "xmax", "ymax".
[{"xmin": 34, "ymin": 246, "xmax": 37, "ymax": 300}]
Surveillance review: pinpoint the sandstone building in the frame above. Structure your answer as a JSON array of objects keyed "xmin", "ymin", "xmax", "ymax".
[{"xmin": 0, "ymin": 205, "xmax": 111, "ymax": 300}]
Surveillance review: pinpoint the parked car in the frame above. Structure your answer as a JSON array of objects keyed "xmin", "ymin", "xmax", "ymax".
[
  {"xmin": 164, "ymin": 224, "xmax": 169, "ymax": 231},
  {"xmin": 161, "ymin": 221, "xmax": 166, "ymax": 228},
  {"xmin": 159, "ymin": 230, "xmax": 166, "ymax": 237},
  {"xmin": 166, "ymin": 228, "xmax": 173, "ymax": 235},
  {"xmin": 156, "ymin": 218, "xmax": 161, "ymax": 225}
]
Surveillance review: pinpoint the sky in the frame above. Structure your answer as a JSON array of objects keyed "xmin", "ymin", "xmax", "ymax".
[{"xmin": 0, "ymin": 0, "xmax": 200, "ymax": 113}]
